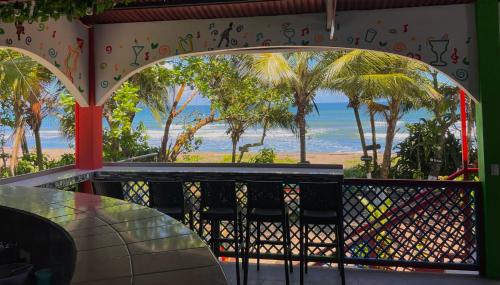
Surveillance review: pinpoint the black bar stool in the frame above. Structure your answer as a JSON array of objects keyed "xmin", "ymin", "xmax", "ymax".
[
  {"xmin": 149, "ymin": 181, "xmax": 193, "ymax": 228},
  {"xmin": 198, "ymin": 180, "xmax": 242, "ymax": 285},
  {"xmin": 91, "ymin": 181, "xmax": 125, "ymax": 200},
  {"xmin": 299, "ymin": 182, "xmax": 345, "ymax": 285},
  {"xmin": 243, "ymin": 181, "xmax": 292, "ymax": 285}
]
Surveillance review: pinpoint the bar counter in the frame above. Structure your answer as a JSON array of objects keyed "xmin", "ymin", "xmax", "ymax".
[{"xmin": 0, "ymin": 185, "xmax": 228, "ymax": 285}]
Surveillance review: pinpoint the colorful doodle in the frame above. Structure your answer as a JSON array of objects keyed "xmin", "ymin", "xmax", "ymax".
[
  {"xmin": 100, "ymin": 62, "xmax": 107, "ymax": 70},
  {"xmin": 392, "ymin": 42, "xmax": 407, "ymax": 52},
  {"xmin": 5, "ymin": 38, "xmax": 12, "ymax": 45},
  {"xmin": 451, "ymin": 48, "xmax": 459, "ymax": 64},
  {"xmin": 364, "ymin": 29, "xmax": 377, "ymax": 43},
  {"xmin": 463, "ymin": 57, "xmax": 470, "ymax": 65},
  {"xmin": 52, "ymin": 31, "xmax": 57, "ymax": 38},
  {"xmin": 314, "ymin": 34, "xmax": 324, "ymax": 44},
  {"xmin": 262, "ymin": 39, "xmax": 272, "ymax": 46},
  {"xmin": 301, "ymin": 27, "xmax": 310, "ymax": 36},
  {"xmin": 256, "ymin": 33, "xmax": 263, "ymax": 42},
  {"xmin": 100, "ymin": 80, "xmax": 109, "ymax": 88},
  {"xmin": 281, "ymin": 23, "xmax": 296, "ymax": 45},
  {"xmin": 64, "ymin": 45, "xmax": 80, "ymax": 82},
  {"xmin": 105, "ymin": 45, "xmax": 112, "ymax": 54},
  {"xmin": 48, "ymin": 48, "xmax": 58, "ymax": 58},
  {"xmin": 131, "ymin": 44, "xmax": 144, "ymax": 66},
  {"xmin": 144, "ymin": 51, "xmax": 150, "ymax": 61},
  {"xmin": 37, "ymin": 23, "xmax": 44, "ymax": 31},
  {"xmin": 25, "ymin": 36, "xmax": 32, "ymax": 46},
  {"xmin": 379, "ymin": 41, "xmax": 388, "ymax": 47},
  {"xmin": 454, "ymin": 68, "xmax": 468, "ymax": 81},
  {"xmin": 114, "ymin": 74, "xmax": 122, "ymax": 81},
  {"xmin": 151, "ymin": 42, "xmax": 159, "ymax": 49},
  {"xmin": 236, "ymin": 25, "xmax": 244, "ymax": 33},
  {"xmin": 428, "ymin": 39, "xmax": 449, "ymax": 66},
  {"xmin": 15, "ymin": 21, "xmax": 24, "ymax": 40},
  {"xmin": 403, "ymin": 24, "xmax": 408, "ymax": 33},
  {"xmin": 178, "ymin": 35, "xmax": 194, "ymax": 53},
  {"xmin": 217, "ymin": 22, "xmax": 233, "ymax": 48},
  {"xmin": 76, "ymin": 38, "xmax": 84, "ymax": 50}
]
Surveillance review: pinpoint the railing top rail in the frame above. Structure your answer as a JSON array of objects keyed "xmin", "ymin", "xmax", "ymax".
[
  {"xmin": 104, "ymin": 162, "xmax": 343, "ymax": 170},
  {"xmin": 344, "ymin": 178, "xmax": 481, "ymax": 187}
]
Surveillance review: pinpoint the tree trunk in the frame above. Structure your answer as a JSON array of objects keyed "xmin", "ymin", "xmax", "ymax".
[
  {"xmin": 159, "ymin": 112, "xmax": 175, "ymax": 161},
  {"xmin": 238, "ymin": 120, "xmax": 268, "ymax": 162},
  {"xmin": 369, "ymin": 110, "xmax": 378, "ymax": 175},
  {"xmin": 33, "ymin": 125, "xmax": 44, "ymax": 171},
  {"xmin": 231, "ymin": 136, "xmax": 238, "ymax": 163},
  {"xmin": 168, "ymin": 111, "xmax": 218, "ymax": 162},
  {"xmin": 21, "ymin": 131, "xmax": 29, "ymax": 156},
  {"xmin": 428, "ymin": 129, "xmax": 446, "ymax": 179},
  {"xmin": 353, "ymin": 106, "xmax": 370, "ymax": 174},
  {"xmin": 297, "ymin": 105, "xmax": 307, "ymax": 163},
  {"xmin": 381, "ymin": 112, "xmax": 398, "ymax": 178}
]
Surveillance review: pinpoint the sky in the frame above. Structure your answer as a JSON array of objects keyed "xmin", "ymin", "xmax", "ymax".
[{"xmin": 182, "ymin": 88, "xmax": 349, "ymax": 105}]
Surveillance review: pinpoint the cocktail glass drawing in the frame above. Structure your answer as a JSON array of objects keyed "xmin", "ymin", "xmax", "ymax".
[
  {"xmin": 428, "ymin": 39, "xmax": 449, "ymax": 66},
  {"xmin": 131, "ymin": 45, "xmax": 144, "ymax": 66}
]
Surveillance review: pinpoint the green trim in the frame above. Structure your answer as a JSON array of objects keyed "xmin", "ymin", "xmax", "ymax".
[{"xmin": 475, "ymin": 0, "xmax": 500, "ymax": 279}]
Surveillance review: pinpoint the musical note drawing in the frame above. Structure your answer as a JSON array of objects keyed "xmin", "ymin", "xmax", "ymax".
[{"xmin": 451, "ymin": 48, "xmax": 459, "ymax": 64}]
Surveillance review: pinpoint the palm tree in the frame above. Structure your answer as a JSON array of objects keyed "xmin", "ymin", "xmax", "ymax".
[
  {"xmin": 0, "ymin": 50, "xmax": 51, "ymax": 174},
  {"xmin": 249, "ymin": 52, "xmax": 343, "ymax": 163},
  {"xmin": 326, "ymin": 50, "xmax": 439, "ymax": 178}
]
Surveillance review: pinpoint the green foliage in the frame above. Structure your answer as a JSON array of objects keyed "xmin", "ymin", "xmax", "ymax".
[
  {"xmin": 14, "ymin": 152, "xmax": 75, "ymax": 176},
  {"xmin": 344, "ymin": 164, "xmax": 369, "ymax": 178},
  {"xmin": 250, "ymin": 148, "xmax": 276, "ymax": 163},
  {"xmin": 394, "ymin": 119, "xmax": 462, "ymax": 179},
  {"xmin": 57, "ymin": 92, "xmax": 75, "ymax": 145},
  {"xmin": 103, "ymin": 122, "xmax": 157, "ymax": 162},
  {"xmin": 0, "ymin": 1, "xmax": 132, "ymax": 23}
]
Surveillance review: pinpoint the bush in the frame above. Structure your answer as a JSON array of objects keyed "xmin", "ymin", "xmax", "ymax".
[
  {"xmin": 103, "ymin": 122, "xmax": 158, "ymax": 162},
  {"xmin": 393, "ymin": 119, "xmax": 461, "ymax": 179},
  {"xmin": 15, "ymin": 152, "xmax": 75, "ymax": 175},
  {"xmin": 344, "ymin": 164, "xmax": 369, "ymax": 178},
  {"xmin": 250, "ymin": 148, "xmax": 276, "ymax": 163}
]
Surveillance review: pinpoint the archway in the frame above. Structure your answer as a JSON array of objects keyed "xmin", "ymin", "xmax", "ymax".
[
  {"xmin": 94, "ymin": 3, "xmax": 478, "ymax": 105},
  {"xmin": 0, "ymin": 47, "xmax": 76, "ymax": 177}
]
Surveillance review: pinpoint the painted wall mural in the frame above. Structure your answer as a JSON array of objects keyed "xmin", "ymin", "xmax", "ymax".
[
  {"xmin": 0, "ymin": 19, "xmax": 89, "ymax": 106},
  {"xmin": 94, "ymin": 3, "xmax": 478, "ymax": 105}
]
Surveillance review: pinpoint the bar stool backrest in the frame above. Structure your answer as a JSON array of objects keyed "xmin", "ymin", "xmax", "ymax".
[
  {"xmin": 200, "ymin": 180, "xmax": 236, "ymax": 210},
  {"xmin": 92, "ymin": 181, "xmax": 125, "ymax": 200},
  {"xmin": 246, "ymin": 181, "xmax": 284, "ymax": 211},
  {"xmin": 299, "ymin": 182, "xmax": 342, "ymax": 213},
  {"xmin": 149, "ymin": 181, "xmax": 185, "ymax": 209}
]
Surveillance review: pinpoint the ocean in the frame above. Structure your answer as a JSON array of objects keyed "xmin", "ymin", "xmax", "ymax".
[{"xmin": 24, "ymin": 103, "xmax": 431, "ymax": 153}]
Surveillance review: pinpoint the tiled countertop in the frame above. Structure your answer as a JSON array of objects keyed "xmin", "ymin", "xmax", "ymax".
[{"xmin": 0, "ymin": 185, "xmax": 228, "ymax": 285}]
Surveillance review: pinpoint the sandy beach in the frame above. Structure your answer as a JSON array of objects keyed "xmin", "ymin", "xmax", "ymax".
[{"xmin": 37, "ymin": 148, "xmax": 363, "ymax": 167}]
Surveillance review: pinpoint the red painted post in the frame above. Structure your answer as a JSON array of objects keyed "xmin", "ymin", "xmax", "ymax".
[
  {"xmin": 75, "ymin": 26, "xmax": 102, "ymax": 193},
  {"xmin": 459, "ymin": 89, "xmax": 469, "ymax": 179}
]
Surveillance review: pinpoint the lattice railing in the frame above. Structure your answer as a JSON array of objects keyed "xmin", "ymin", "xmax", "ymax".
[
  {"xmin": 342, "ymin": 179, "xmax": 481, "ymax": 271},
  {"xmin": 82, "ymin": 174, "xmax": 483, "ymax": 271}
]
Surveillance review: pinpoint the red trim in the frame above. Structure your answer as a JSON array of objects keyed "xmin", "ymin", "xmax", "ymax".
[
  {"xmin": 75, "ymin": 26, "xmax": 103, "ymax": 174},
  {"xmin": 459, "ymin": 89, "xmax": 469, "ymax": 179}
]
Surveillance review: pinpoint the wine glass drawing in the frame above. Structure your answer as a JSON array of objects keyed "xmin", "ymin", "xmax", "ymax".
[{"xmin": 428, "ymin": 39, "xmax": 449, "ymax": 66}]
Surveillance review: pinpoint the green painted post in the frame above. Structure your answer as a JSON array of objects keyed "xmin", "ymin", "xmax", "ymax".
[{"xmin": 475, "ymin": 0, "xmax": 500, "ymax": 278}]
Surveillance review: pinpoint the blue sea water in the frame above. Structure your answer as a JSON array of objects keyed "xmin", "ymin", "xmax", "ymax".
[{"xmin": 27, "ymin": 103, "xmax": 431, "ymax": 152}]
